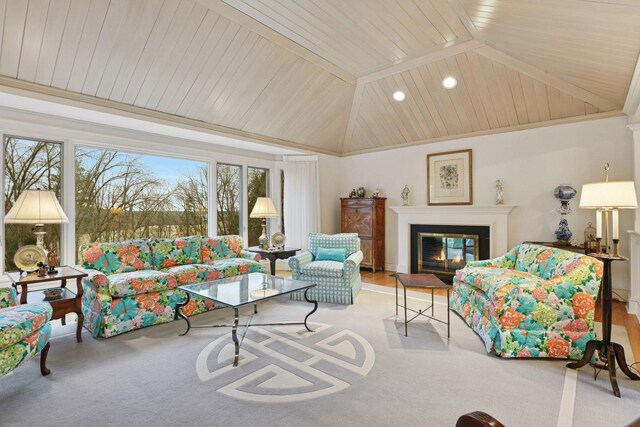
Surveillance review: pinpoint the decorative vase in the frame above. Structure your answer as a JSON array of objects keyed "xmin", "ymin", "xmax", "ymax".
[
  {"xmin": 356, "ymin": 187, "xmax": 366, "ymax": 197},
  {"xmin": 495, "ymin": 180, "xmax": 504, "ymax": 205},
  {"xmin": 555, "ymin": 218, "xmax": 573, "ymax": 243},
  {"xmin": 553, "ymin": 184, "xmax": 576, "ymax": 244}
]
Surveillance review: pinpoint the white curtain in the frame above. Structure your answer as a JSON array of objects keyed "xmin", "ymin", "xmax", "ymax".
[{"xmin": 283, "ymin": 155, "xmax": 321, "ymax": 252}]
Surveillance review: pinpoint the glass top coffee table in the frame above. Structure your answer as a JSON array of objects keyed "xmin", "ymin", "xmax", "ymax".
[{"xmin": 176, "ymin": 272, "xmax": 317, "ymax": 367}]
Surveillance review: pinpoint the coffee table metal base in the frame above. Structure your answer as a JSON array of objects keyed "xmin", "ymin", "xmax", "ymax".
[{"xmin": 176, "ymin": 288, "xmax": 318, "ymax": 367}]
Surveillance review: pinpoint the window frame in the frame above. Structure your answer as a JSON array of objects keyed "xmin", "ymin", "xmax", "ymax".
[
  {"xmin": 1, "ymin": 134, "xmax": 65, "ymax": 275},
  {"xmin": 0, "ymin": 124, "xmax": 278, "ymax": 280}
]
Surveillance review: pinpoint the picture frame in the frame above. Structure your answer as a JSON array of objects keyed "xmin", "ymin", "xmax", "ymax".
[{"xmin": 427, "ymin": 149, "xmax": 473, "ymax": 206}]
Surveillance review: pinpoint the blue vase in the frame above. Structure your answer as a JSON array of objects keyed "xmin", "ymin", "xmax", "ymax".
[
  {"xmin": 553, "ymin": 185, "xmax": 577, "ymax": 201},
  {"xmin": 555, "ymin": 218, "xmax": 573, "ymax": 241}
]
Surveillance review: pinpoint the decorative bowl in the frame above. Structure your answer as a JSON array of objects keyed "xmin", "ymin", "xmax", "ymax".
[{"xmin": 43, "ymin": 288, "xmax": 63, "ymax": 300}]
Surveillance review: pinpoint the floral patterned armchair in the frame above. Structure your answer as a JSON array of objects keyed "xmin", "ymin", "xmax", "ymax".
[
  {"xmin": 450, "ymin": 244, "xmax": 603, "ymax": 359},
  {"xmin": 289, "ymin": 233, "xmax": 363, "ymax": 304},
  {"xmin": 0, "ymin": 287, "xmax": 52, "ymax": 377},
  {"xmin": 79, "ymin": 235, "xmax": 266, "ymax": 338}
]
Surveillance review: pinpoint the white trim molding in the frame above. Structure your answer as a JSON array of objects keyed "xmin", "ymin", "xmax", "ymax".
[
  {"xmin": 390, "ymin": 205, "xmax": 516, "ymax": 274},
  {"xmin": 627, "ymin": 230, "xmax": 640, "ymax": 320}
]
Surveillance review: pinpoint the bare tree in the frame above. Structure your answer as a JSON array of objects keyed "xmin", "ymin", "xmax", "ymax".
[
  {"xmin": 3, "ymin": 138, "xmax": 61, "ymax": 271},
  {"xmin": 216, "ymin": 164, "xmax": 240, "ymax": 235},
  {"xmin": 174, "ymin": 164, "xmax": 208, "ymax": 236}
]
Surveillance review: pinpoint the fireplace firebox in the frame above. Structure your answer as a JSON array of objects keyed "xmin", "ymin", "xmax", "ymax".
[{"xmin": 410, "ymin": 225, "xmax": 490, "ymax": 281}]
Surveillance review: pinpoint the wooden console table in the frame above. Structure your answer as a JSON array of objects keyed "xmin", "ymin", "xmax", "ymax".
[{"xmin": 7, "ymin": 265, "xmax": 87, "ymax": 343}]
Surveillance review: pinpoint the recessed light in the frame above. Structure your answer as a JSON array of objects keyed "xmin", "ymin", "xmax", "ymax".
[
  {"xmin": 442, "ymin": 76, "xmax": 457, "ymax": 89},
  {"xmin": 392, "ymin": 91, "xmax": 406, "ymax": 102}
]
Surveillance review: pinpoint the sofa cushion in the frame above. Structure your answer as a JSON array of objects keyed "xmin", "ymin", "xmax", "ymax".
[
  {"xmin": 300, "ymin": 261, "xmax": 344, "ymax": 278},
  {"xmin": 161, "ymin": 264, "xmax": 223, "ymax": 286},
  {"xmin": 79, "ymin": 239, "xmax": 153, "ymax": 275},
  {"xmin": 308, "ymin": 233, "xmax": 359, "ymax": 257},
  {"xmin": 0, "ymin": 303, "xmax": 52, "ymax": 350},
  {"xmin": 107, "ymin": 270, "xmax": 178, "ymax": 298},
  {"xmin": 514, "ymin": 244, "xmax": 587, "ymax": 281},
  {"xmin": 200, "ymin": 236, "xmax": 244, "ymax": 263},
  {"xmin": 456, "ymin": 266, "xmax": 549, "ymax": 301},
  {"xmin": 204, "ymin": 258, "xmax": 266, "ymax": 277},
  {"xmin": 150, "ymin": 236, "xmax": 202, "ymax": 269}
]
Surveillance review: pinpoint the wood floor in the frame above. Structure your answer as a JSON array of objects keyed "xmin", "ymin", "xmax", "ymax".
[{"xmin": 360, "ymin": 270, "xmax": 640, "ymax": 362}]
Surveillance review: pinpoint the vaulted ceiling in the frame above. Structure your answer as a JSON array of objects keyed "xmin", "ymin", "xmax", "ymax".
[{"xmin": 0, "ymin": 0, "xmax": 638, "ymax": 156}]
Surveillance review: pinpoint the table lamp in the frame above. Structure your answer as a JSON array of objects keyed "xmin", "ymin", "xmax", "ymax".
[
  {"xmin": 579, "ymin": 165, "xmax": 637, "ymax": 256},
  {"xmin": 4, "ymin": 189, "xmax": 68, "ymax": 272},
  {"xmin": 250, "ymin": 197, "xmax": 278, "ymax": 250}
]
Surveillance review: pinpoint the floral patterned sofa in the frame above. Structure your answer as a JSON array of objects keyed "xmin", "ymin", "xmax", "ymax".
[
  {"xmin": 79, "ymin": 235, "xmax": 266, "ymax": 338},
  {"xmin": 450, "ymin": 244, "xmax": 603, "ymax": 359},
  {"xmin": 0, "ymin": 287, "xmax": 52, "ymax": 377}
]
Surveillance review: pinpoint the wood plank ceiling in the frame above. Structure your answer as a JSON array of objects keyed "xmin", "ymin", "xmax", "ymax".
[{"xmin": 0, "ymin": 0, "xmax": 637, "ymax": 155}]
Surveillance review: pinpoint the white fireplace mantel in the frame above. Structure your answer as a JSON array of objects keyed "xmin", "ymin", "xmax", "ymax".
[{"xmin": 390, "ymin": 205, "xmax": 516, "ymax": 273}]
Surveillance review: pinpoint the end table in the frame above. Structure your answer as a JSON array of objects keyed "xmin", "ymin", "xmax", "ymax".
[
  {"xmin": 6, "ymin": 265, "xmax": 88, "ymax": 343},
  {"xmin": 566, "ymin": 253, "xmax": 640, "ymax": 397},
  {"xmin": 245, "ymin": 247, "xmax": 300, "ymax": 275}
]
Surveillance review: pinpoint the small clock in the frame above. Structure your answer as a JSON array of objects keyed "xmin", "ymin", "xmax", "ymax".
[{"xmin": 271, "ymin": 232, "xmax": 286, "ymax": 250}]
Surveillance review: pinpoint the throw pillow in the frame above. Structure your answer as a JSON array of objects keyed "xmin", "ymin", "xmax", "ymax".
[{"xmin": 316, "ymin": 247, "xmax": 347, "ymax": 262}]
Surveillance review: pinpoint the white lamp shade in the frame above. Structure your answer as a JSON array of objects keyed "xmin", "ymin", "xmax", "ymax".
[
  {"xmin": 579, "ymin": 181, "xmax": 638, "ymax": 209},
  {"xmin": 249, "ymin": 197, "xmax": 278, "ymax": 218},
  {"xmin": 4, "ymin": 190, "xmax": 69, "ymax": 224}
]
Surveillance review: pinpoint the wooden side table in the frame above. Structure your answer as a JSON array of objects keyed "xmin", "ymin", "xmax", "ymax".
[
  {"xmin": 6, "ymin": 265, "xmax": 88, "ymax": 343},
  {"xmin": 245, "ymin": 247, "xmax": 300, "ymax": 275},
  {"xmin": 566, "ymin": 254, "xmax": 640, "ymax": 397},
  {"xmin": 394, "ymin": 273, "xmax": 451, "ymax": 337}
]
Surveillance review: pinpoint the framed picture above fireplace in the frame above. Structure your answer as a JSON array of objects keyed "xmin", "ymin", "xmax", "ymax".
[{"xmin": 427, "ymin": 149, "xmax": 472, "ymax": 206}]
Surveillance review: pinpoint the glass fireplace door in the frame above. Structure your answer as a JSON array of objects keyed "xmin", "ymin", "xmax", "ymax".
[{"xmin": 417, "ymin": 233, "xmax": 479, "ymax": 276}]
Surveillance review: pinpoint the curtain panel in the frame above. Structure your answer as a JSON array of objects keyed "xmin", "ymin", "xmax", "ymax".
[{"xmin": 283, "ymin": 155, "xmax": 321, "ymax": 251}]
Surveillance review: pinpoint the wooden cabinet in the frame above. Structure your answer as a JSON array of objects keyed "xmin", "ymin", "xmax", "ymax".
[{"xmin": 341, "ymin": 197, "xmax": 386, "ymax": 272}]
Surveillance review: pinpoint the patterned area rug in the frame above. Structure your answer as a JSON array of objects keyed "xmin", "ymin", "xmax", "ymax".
[
  {"xmin": 0, "ymin": 283, "xmax": 639, "ymax": 427},
  {"xmin": 195, "ymin": 322, "xmax": 375, "ymax": 403}
]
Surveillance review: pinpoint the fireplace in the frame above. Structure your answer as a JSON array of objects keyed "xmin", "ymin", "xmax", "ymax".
[{"xmin": 411, "ymin": 224, "xmax": 490, "ymax": 281}]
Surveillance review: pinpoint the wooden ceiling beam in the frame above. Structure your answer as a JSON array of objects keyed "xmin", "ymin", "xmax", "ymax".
[
  {"xmin": 358, "ymin": 39, "xmax": 484, "ymax": 84},
  {"xmin": 446, "ymin": 0, "xmax": 483, "ymax": 41},
  {"xmin": 194, "ymin": 0, "xmax": 356, "ymax": 86},
  {"xmin": 476, "ymin": 45, "xmax": 620, "ymax": 112}
]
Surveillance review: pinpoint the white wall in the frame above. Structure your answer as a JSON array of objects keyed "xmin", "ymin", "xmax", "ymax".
[
  {"xmin": 327, "ymin": 116, "xmax": 635, "ymax": 295},
  {"xmin": 318, "ymin": 154, "xmax": 343, "ymax": 234}
]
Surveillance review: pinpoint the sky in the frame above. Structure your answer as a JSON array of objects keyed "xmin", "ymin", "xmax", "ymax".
[{"xmin": 77, "ymin": 147, "xmax": 207, "ymax": 188}]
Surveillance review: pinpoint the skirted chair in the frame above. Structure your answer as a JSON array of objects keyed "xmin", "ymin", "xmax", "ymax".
[
  {"xmin": 289, "ymin": 233, "xmax": 363, "ymax": 304},
  {"xmin": 450, "ymin": 244, "xmax": 603, "ymax": 359},
  {"xmin": 0, "ymin": 287, "xmax": 52, "ymax": 377}
]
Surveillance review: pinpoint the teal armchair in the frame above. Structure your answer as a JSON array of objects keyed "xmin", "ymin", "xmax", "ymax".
[
  {"xmin": 0, "ymin": 287, "xmax": 52, "ymax": 377},
  {"xmin": 289, "ymin": 233, "xmax": 363, "ymax": 304}
]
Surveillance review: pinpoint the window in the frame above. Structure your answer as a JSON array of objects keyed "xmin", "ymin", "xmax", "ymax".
[
  {"xmin": 75, "ymin": 147, "xmax": 208, "ymax": 246},
  {"xmin": 216, "ymin": 163, "xmax": 241, "ymax": 236},
  {"xmin": 3, "ymin": 137, "xmax": 62, "ymax": 271},
  {"xmin": 247, "ymin": 167, "xmax": 268, "ymax": 246}
]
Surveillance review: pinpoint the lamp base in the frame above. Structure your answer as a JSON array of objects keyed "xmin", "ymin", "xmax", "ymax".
[
  {"xmin": 259, "ymin": 221, "xmax": 270, "ymax": 250},
  {"xmin": 33, "ymin": 224, "xmax": 46, "ymax": 249}
]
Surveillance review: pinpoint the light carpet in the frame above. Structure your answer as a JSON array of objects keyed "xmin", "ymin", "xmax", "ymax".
[{"xmin": 1, "ymin": 283, "xmax": 639, "ymax": 427}]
